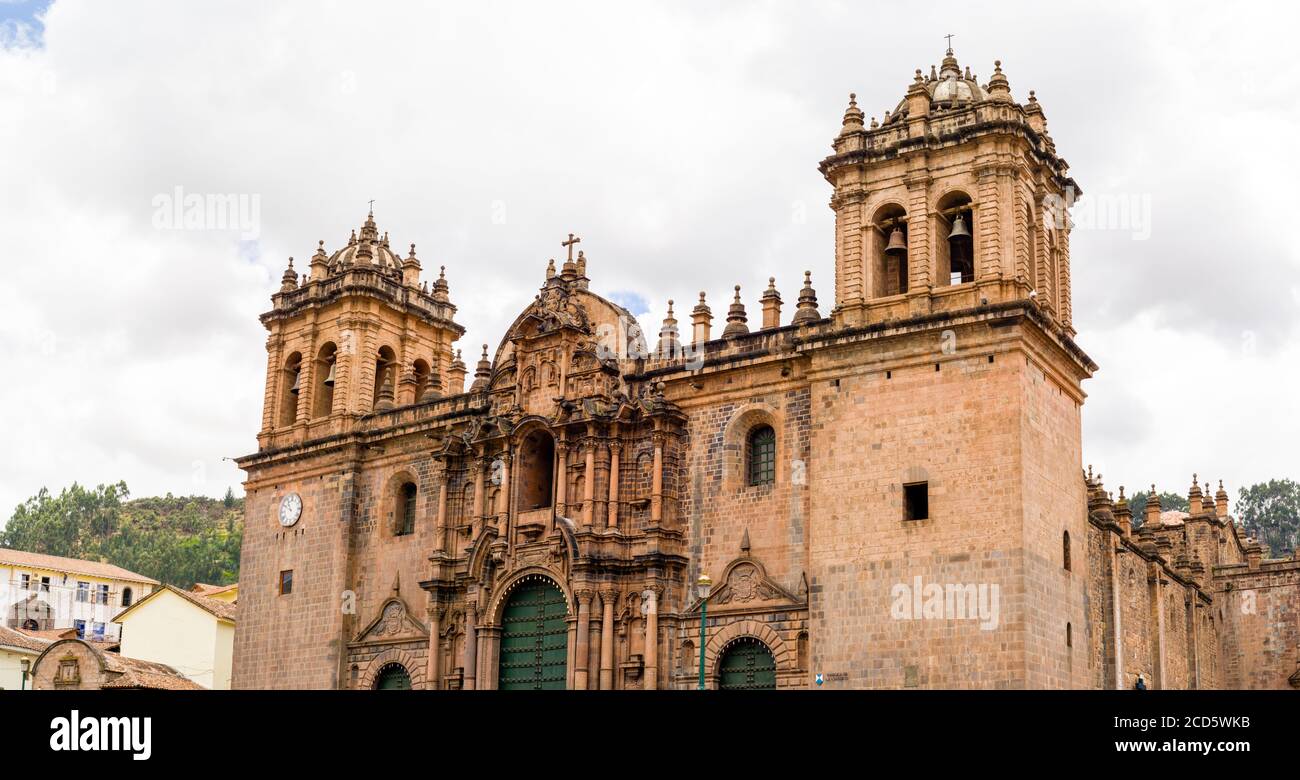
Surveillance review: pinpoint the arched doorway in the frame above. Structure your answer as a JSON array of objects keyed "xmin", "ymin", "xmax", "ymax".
[
  {"xmin": 373, "ymin": 662, "xmax": 412, "ymax": 690},
  {"xmin": 717, "ymin": 637, "xmax": 777, "ymax": 690},
  {"xmin": 498, "ymin": 578, "xmax": 568, "ymax": 690}
]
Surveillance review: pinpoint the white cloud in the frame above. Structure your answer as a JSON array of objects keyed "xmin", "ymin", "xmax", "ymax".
[{"xmin": 0, "ymin": 0, "xmax": 1296, "ymax": 517}]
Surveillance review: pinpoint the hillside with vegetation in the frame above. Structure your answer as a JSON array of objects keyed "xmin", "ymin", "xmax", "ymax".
[{"xmin": 0, "ymin": 482, "xmax": 243, "ymax": 589}]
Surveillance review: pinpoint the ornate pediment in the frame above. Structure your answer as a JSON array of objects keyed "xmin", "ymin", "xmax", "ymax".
[
  {"xmin": 703, "ymin": 556, "xmax": 803, "ymax": 612},
  {"xmin": 355, "ymin": 597, "xmax": 427, "ymax": 643}
]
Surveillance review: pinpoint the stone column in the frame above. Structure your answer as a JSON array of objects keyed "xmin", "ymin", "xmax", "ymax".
[
  {"xmin": 566, "ymin": 617, "xmax": 577, "ymax": 689},
  {"xmin": 607, "ymin": 439, "xmax": 621, "ymax": 530},
  {"xmin": 650, "ymin": 430, "xmax": 665, "ymax": 526},
  {"xmin": 463, "ymin": 602, "xmax": 478, "ymax": 691},
  {"xmin": 426, "ymin": 601, "xmax": 442, "ymax": 690},
  {"xmin": 588, "ymin": 616, "xmax": 602, "ymax": 689},
  {"xmin": 574, "ymin": 590, "xmax": 592, "ymax": 690},
  {"xmin": 599, "ymin": 589, "xmax": 616, "ymax": 690},
  {"xmin": 643, "ymin": 587, "xmax": 658, "ymax": 691},
  {"xmin": 434, "ymin": 467, "xmax": 449, "ymax": 553},
  {"xmin": 555, "ymin": 440, "xmax": 569, "ymax": 518},
  {"xmin": 583, "ymin": 435, "xmax": 596, "ymax": 527},
  {"xmin": 496, "ymin": 451, "xmax": 511, "ymax": 523},
  {"xmin": 471, "ymin": 455, "xmax": 486, "ymax": 533}
]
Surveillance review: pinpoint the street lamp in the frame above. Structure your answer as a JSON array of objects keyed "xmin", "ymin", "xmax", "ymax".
[
  {"xmin": 20, "ymin": 659, "xmax": 30, "ymax": 690},
  {"xmin": 696, "ymin": 573, "xmax": 712, "ymax": 690}
]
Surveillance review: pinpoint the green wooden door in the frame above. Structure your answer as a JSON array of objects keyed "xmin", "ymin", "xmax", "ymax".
[
  {"xmin": 718, "ymin": 638, "xmax": 777, "ymax": 690},
  {"xmin": 375, "ymin": 663, "xmax": 411, "ymax": 690},
  {"xmin": 498, "ymin": 580, "xmax": 568, "ymax": 690}
]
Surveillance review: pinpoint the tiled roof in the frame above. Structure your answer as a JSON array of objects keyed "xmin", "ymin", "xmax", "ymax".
[
  {"xmin": 191, "ymin": 582, "xmax": 237, "ymax": 598},
  {"xmin": 101, "ymin": 670, "xmax": 203, "ymax": 690},
  {"xmin": 115, "ymin": 584, "xmax": 237, "ymax": 624},
  {"xmin": 100, "ymin": 653, "xmax": 204, "ymax": 690},
  {"xmin": 0, "ymin": 624, "xmax": 51, "ymax": 653},
  {"xmin": 0, "ymin": 547, "xmax": 158, "ymax": 584}
]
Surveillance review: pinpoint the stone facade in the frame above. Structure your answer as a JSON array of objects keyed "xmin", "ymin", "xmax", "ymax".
[{"xmin": 231, "ymin": 47, "xmax": 1299, "ymax": 690}]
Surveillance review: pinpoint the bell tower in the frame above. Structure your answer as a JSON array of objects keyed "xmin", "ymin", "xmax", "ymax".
[
  {"xmin": 257, "ymin": 209, "xmax": 465, "ymax": 450},
  {"xmin": 820, "ymin": 47, "xmax": 1078, "ymax": 335}
]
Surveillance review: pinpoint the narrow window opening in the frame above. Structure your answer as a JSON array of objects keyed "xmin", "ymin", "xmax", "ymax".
[
  {"xmin": 279, "ymin": 569, "xmax": 294, "ymax": 595},
  {"xmin": 747, "ymin": 425, "xmax": 776, "ymax": 486},
  {"xmin": 903, "ymin": 481, "xmax": 929, "ymax": 521}
]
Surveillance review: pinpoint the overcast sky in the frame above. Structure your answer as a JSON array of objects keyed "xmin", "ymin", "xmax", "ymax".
[{"xmin": 0, "ymin": 1, "xmax": 1296, "ymax": 520}]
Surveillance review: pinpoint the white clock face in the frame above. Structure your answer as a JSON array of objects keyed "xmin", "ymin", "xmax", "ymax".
[{"xmin": 278, "ymin": 493, "xmax": 302, "ymax": 527}]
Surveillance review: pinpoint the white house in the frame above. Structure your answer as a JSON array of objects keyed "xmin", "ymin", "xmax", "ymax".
[{"xmin": 0, "ymin": 548, "xmax": 158, "ymax": 642}]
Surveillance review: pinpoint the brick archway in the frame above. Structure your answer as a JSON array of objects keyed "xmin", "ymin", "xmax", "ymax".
[
  {"xmin": 358, "ymin": 648, "xmax": 426, "ymax": 690},
  {"xmin": 702, "ymin": 619, "xmax": 792, "ymax": 677}
]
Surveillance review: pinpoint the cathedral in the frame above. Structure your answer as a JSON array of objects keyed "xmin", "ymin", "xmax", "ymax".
[{"xmin": 231, "ymin": 47, "xmax": 1300, "ymax": 690}]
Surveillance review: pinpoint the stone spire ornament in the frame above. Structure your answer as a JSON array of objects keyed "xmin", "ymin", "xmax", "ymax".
[
  {"xmin": 656, "ymin": 300, "xmax": 680, "ymax": 359},
  {"xmin": 760, "ymin": 277, "xmax": 782, "ymax": 329},
  {"xmin": 792, "ymin": 271, "xmax": 821, "ymax": 325},
  {"xmin": 1145, "ymin": 484, "xmax": 1162, "ymax": 526},
  {"xmin": 469, "ymin": 344, "xmax": 492, "ymax": 392},
  {"xmin": 280, "ymin": 257, "xmax": 298, "ymax": 292},
  {"xmin": 309, "ymin": 239, "xmax": 329, "ymax": 281},
  {"xmin": 447, "ymin": 349, "xmax": 467, "ymax": 395},
  {"xmin": 840, "ymin": 92, "xmax": 864, "ymax": 135},
  {"xmin": 432, "ymin": 266, "xmax": 450, "ymax": 303},
  {"xmin": 987, "ymin": 59, "xmax": 1011, "ymax": 102},
  {"xmin": 691, "ymin": 291, "xmax": 712, "ymax": 344},
  {"xmin": 722, "ymin": 285, "xmax": 749, "ymax": 338},
  {"xmin": 402, "ymin": 243, "xmax": 421, "ymax": 287}
]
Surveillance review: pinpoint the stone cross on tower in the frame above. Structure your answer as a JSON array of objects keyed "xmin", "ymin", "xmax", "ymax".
[
  {"xmin": 944, "ymin": 33, "xmax": 954, "ymax": 53},
  {"xmin": 562, "ymin": 232, "xmax": 581, "ymax": 262}
]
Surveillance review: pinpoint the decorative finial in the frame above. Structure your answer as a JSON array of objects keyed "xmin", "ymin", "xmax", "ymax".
[{"xmin": 944, "ymin": 33, "xmax": 954, "ymax": 55}]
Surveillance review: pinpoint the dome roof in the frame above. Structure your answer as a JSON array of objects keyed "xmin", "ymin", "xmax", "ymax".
[
  {"xmin": 884, "ymin": 48, "xmax": 989, "ymax": 125},
  {"xmin": 325, "ymin": 211, "xmax": 404, "ymax": 276}
]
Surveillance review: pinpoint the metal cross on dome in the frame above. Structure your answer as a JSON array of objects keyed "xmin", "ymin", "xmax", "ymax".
[
  {"xmin": 945, "ymin": 33, "xmax": 954, "ymax": 53},
  {"xmin": 561, "ymin": 232, "xmax": 581, "ymax": 262}
]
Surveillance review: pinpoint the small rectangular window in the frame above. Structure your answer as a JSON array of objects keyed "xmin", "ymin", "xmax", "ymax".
[
  {"xmin": 40, "ymin": 576, "xmax": 50, "ymax": 592},
  {"xmin": 903, "ymin": 482, "xmax": 929, "ymax": 521},
  {"xmin": 73, "ymin": 619, "xmax": 86, "ymax": 639},
  {"xmin": 279, "ymin": 569, "xmax": 294, "ymax": 595},
  {"xmin": 96, "ymin": 583, "xmax": 109, "ymax": 605},
  {"xmin": 19, "ymin": 573, "xmax": 29, "ymax": 590},
  {"xmin": 76, "ymin": 581, "xmax": 90, "ymax": 603}
]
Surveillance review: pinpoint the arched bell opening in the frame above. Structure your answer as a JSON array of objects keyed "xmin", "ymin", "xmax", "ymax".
[
  {"xmin": 871, "ymin": 204, "xmax": 909, "ymax": 298},
  {"xmin": 312, "ymin": 342, "xmax": 337, "ymax": 419},
  {"xmin": 279, "ymin": 352, "xmax": 303, "ymax": 428},
  {"xmin": 936, "ymin": 191, "xmax": 975, "ymax": 287}
]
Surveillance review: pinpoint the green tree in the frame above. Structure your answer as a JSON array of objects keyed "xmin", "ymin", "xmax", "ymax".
[
  {"xmin": 3, "ymin": 482, "xmax": 243, "ymax": 589},
  {"xmin": 1237, "ymin": 479, "xmax": 1299, "ymax": 557}
]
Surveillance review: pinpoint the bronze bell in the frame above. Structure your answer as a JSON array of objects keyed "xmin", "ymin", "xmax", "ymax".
[
  {"xmin": 289, "ymin": 371, "xmax": 301, "ymax": 394},
  {"xmin": 948, "ymin": 213, "xmax": 972, "ymax": 242},
  {"xmin": 323, "ymin": 361, "xmax": 336, "ymax": 387},
  {"xmin": 884, "ymin": 227, "xmax": 907, "ymax": 255}
]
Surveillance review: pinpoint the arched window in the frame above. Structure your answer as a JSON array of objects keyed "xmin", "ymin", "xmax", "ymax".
[
  {"xmin": 872, "ymin": 204, "xmax": 909, "ymax": 297},
  {"xmin": 1063, "ymin": 530, "xmax": 1071, "ymax": 571},
  {"xmin": 395, "ymin": 482, "xmax": 417, "ymax": 536},
  {"xmin": 746, "ymin": 425, "xmax": 776, "ymax": 486},
  {"xmin": 519, "ymin": 429, "xmax": 555, "ymax": 510},
  {"xmin": 279, "ymin": 352, "xmax": 302, "ymax": 427},
  {"xmin": 121, "ymin": 587, "xmax": 133, "ymax": 608},
  {"xmin": 313, "ymin": 342, "xmax": 337, "ymax": 419}
]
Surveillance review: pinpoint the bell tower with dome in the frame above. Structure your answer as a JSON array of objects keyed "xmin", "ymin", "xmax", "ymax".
[{"xmin": 822, "ymin": 46, "xmax": 1077, "ymax": 335}]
